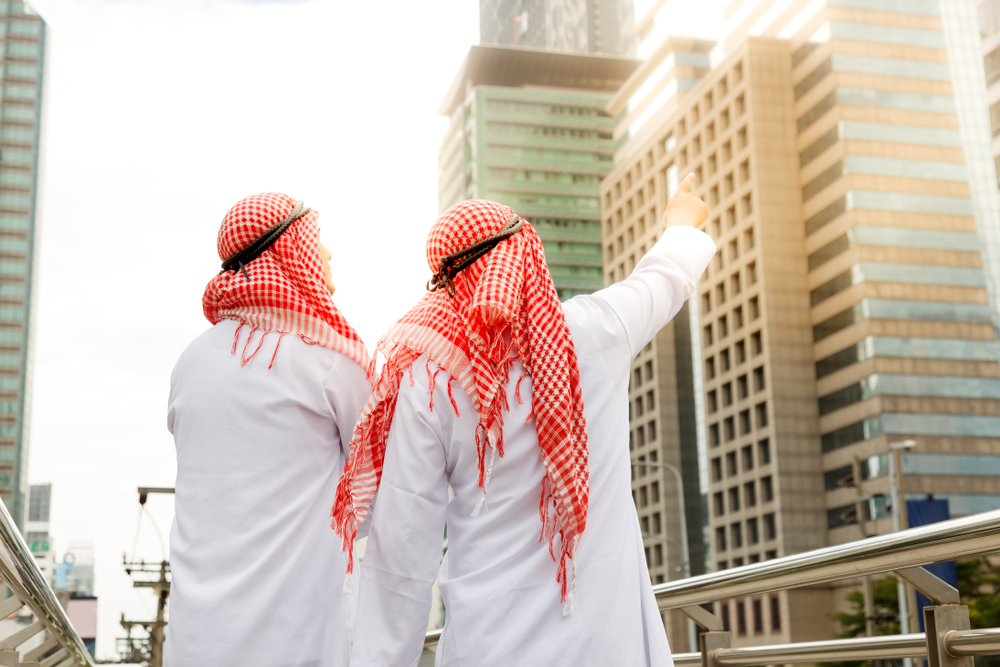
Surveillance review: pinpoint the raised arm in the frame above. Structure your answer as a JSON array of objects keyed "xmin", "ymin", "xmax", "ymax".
[
  {"xmin": 566, "ymin": 172, "xmax": 716, "ymax": 360},
  {"xmin": 350, "ymin": 368, "xmax": 449, "ymax": 667}
]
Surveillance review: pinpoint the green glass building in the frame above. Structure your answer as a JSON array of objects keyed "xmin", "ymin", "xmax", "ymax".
[
  {"xmin": 437, "ymin": 45, "xmax": 638, "ymax": 299},
  {"xmin": 0, "ymin": 1, "xmax": 45, "ymax": 529}
]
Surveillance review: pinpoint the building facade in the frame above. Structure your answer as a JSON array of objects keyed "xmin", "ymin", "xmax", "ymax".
[
  {"xmin": 0, "ymin": 2, "xmax": 45, "ymax": 530},
  {"xmin": 601, "ymin": 0, "xmax": 1000, "ymax": 643},
  {"xmin": 479, "ymin": 0, "xmax": 637, "ymax": 57},
  {"xmin": 438, "ymin": 45, "xmax": 638, "ymax": 298}
]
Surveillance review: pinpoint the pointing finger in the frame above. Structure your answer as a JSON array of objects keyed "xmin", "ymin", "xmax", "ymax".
[{"xmin": 677, "ymin": 172, "xmax": 696, "ymax": 194}]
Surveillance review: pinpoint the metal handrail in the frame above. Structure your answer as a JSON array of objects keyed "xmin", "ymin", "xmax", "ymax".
[
  {"xmin": 652, "ymin": 507, "xmax": 1000, "ymax": 609},
  {"xmin": 423, "ymin": 508, "xmax": 1000, "ymax": 659},
  {"xmin": 0, "ymin": 498, "xmax": 94, "ymax": 666}
]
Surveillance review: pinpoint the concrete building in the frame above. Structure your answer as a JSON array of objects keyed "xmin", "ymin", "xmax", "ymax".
[
  {"xmin": 438, "ymin": 44, "xmax": 639, "ymax": 298},
  {"xmin": 479, "ymin": 0, "xmax": 637, "ymax": 57},
  {"xmin": 26, "ymin": 482, "xmax": 54, "ymax": 586},
  {"xmin": 601, "ymin": 0, "xmax": 1000, "ymax": 646},
  {"xmin": 0, "ymin": 2, "xmax": 46, "ymax": 530}
]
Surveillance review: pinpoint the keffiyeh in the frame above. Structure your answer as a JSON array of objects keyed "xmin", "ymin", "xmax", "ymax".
[
  {"xmin": 332, "ymin": 200, "xmax": 588, "ymax": 606},
  {"xmin": 202, "ymin": 192, "xmax": 369, "ymax": 370}
]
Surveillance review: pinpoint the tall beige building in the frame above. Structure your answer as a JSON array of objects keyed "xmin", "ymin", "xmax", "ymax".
[{"xmin": 602, "ymin": 0, "xmax": 1000, "ymax": 646}]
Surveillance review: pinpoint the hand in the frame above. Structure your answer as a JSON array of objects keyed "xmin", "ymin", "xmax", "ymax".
[{"xmin": 663, "ymin": 173, "xmax": 709, "ymax": 229}]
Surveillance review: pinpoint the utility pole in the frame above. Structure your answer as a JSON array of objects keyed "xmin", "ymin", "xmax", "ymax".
[
  {"xmin": 852, "ymin": 456, "xmax": 877, "ymax": 638},
  {"xmin": 889, "ymin": 439, "xmax": 917, "ymax": 667}
]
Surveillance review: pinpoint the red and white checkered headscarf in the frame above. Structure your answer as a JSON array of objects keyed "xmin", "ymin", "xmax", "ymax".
[
  {"xmin": 332, "ymin": 200, "xmax": 588, "ymax": 607},
  {"xmin": 202, "ymin": 193, "xmax": 369, "ymax": 370}
]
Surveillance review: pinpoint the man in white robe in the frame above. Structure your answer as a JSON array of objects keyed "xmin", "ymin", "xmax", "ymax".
[
  {"xmin": 165, "ymin": 193, "xmax": 371, "ymax": 667},
  {"xmin": 334, "ymin": 175, "xmax": 714, "ymax": 666}
]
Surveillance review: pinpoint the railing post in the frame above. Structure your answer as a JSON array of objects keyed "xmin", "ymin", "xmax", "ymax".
[
  {"xmin": 925, "ymin": 605, "xmax": 974, "ymax": 667},
  {"xmin": 0, "ymin": 650, "xmax": 18, "ymax": 667},
  {"xmin": 700, "ymin": 630, "xmax": 731, "ymax": 667}
]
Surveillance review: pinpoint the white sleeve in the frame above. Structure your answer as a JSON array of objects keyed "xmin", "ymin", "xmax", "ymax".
[
  {"xmin": 324, "ymin": 355, "xmax": 372, "ymax": 462},
  {"xmin": 566, "ymin": 225, "xmax": 716, "ymax": 360},
  {"xmin": 350, "ymin": 378, "xmax": 449, "ymax": 667}
]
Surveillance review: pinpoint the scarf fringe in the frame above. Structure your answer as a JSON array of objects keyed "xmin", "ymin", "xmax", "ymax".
[{"xmin": 268, "ymin": 333, "xmax": 286, "ymax": 370}]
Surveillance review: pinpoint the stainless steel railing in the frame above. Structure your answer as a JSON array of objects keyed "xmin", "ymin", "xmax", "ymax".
[
  {"xmin": 0, "ymin": 498, "xmax": 94, "ymax": 667},
  {"xmin": 423, "ymin": 508, "xmax": 1000, "ymax": 667},
  {"xmin": 651, "ymin": 507, "xmax": 1000, "ymax": 609}
]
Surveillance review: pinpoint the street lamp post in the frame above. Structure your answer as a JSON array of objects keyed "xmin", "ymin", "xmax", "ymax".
[
  {"xmin": 631, "ymin": 459, "xmax": 693, "ymax": 650},
  {"xmin": 888, "ymin": 439, "xmax": 917, "ymax": 667}
]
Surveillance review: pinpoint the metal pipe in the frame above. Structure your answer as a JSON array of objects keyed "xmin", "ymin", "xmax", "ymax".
[
  {"xmin": 0, "ymin": 499, "xmax": 95, "ymax": 666},
  {"xmin": 711, "ymin": 633, "xmax": 927, "ymax": 666},
  {"xmin": 944, "ymin": 628, "xmax": 1000, "ymax": 657},
  {"xmin": 652, "ymin": 508, "xmax": 1000, "ymax": 610}
]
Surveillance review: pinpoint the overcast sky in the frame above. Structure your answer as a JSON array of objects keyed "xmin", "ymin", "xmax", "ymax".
[
  {"xmin": 22, "ymin": 0, "xmax": 726, "ymax": 658},
  {"xmin": 26, "ymin": 0, "xmax": 477, "ymax": 656}
]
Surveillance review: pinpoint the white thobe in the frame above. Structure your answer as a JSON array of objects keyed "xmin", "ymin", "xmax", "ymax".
[
  {"xmin": 165, "ymin": 319, "xmax": 370, "ymax": 667},
  {"xmin": 351, "ymin": 226, "xmax": 716, "ymax": 667}
]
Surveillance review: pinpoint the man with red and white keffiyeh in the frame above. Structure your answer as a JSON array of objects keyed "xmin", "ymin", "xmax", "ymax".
[
  {"xmin": 165, "ymin": 193, "xmax": 371, "ymax": 667},
  {"xmin": 337, "ymin": 174, "xmax": 714, "ymax": 667}
]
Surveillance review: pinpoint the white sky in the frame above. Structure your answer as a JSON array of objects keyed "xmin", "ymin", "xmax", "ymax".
[{"xmin": 26, "ymin": 0, "xmax": 477, "ymax": 657}]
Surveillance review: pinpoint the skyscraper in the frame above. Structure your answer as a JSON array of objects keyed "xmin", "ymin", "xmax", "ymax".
[
  {"xmin": 479, "ymin": 0, "xmax": 637, "ymax": 57},
  {"xmin": 438, "ymin": 45, "xmax": 638, "ymax": 299},
  {"xmin": 0, "ymin": 2, "xmax": 46, "ymax": 530},
  {"xmin": 602, "ymin": 0, "xmax": 1000, "ymax": 645}
]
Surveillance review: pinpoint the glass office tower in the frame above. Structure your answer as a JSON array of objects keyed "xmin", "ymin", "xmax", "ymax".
[{"xmin": 0, "ymin": 1, "xmax": 45, "ymax": 530}]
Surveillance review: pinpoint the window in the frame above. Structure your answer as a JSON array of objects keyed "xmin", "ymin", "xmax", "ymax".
[
  {"xmin": 710, "ymin": 423, "xmax": 720, "ymax": 447},
  {"xmin": 721, "ymin": 602, "xmax": 731, "ymax": 631},
  {"xmin": 646, "ymin": 390, "xmax": 654, "ymax": 412},
  {"xmin": 725, "ymin": 172, "xmax": 734, "ymax": 195},
  {"xmin": 734, "ymin": 308, "xmax": 744, "ymax": 332},
  {"xmin": 716, "ymin": 282, "xmax": 726, "ymax": 305},
  {"xmin": 723, "ymin": 140, "xmax": 732, "ymax": 162},
  {"xmin": 709, "ymin": 151, "xmax": 717, "ymax": 172},
  {"xmin": 753, "ymin": 598, "xmax": 764, "ymax": 633},
  {"xmin": 749, "ymin": 553, "xmax": 760, "ymax": 563},
  {"xmin": 710, "ymin": 185, "xmax": 720, "ymax": 206},
  {"xmin": 638, "ymin": 427, "xmax": 646, "ymax": 446},
  {"xmin": 741, "ymin": 445, "xmax": 753, "ymax": 471},
  {"xmin": 718, "ymin": 315, "xmax": 728, "ymax": 338},
  {"xmin": 745, "ymin": 227, "xmax": 755, "ymax": 250},
  {"xmin": 755, "ymin": 402, "xmax": 768, "ymax": 428},
  {"xmin": 736, "ymin": 92, "xmax": 745, "ymax": 115},
  {"xmin": 722, "ymin": 382, "xmax": 733, "ymax": 406},
  {"xmin": 731, "ymin": 272, "xmax": 741, "ymax": 296},
  {"xmin": 753, "ymin": 366, "xmax": 765, "ymax": 391},
  {"xmin": 770, "ymin": 595, "xmax": 781, "ymax": 631},
  {"xmin": 716, "ymin": 526, "xmax": 727, "ymax": 551},
  {"xmin": 738, "ymin": 126, "xmax": 747, "ymax": 149},
  {"xmin": 648, "ymin": 420, "xmax": 657, "ymax": 441},
  {"xmin": 758, "ymin": 439, "xmax": 771, "ymax": 465},
  {"xmin": 742, "ymin": 194, "xmax": 753, "ymax": 216},
  {"xmin": 737, "ymin": 601, "xmax": 747, "ymax": 635},
  {"xmin": 714, "ymin": 491, "xmax": 725, "ymax": 516},
  {"xmin": 729, "ymin": 239, "xmax": 739, "ymax": 261},
  {"xmin": 751, "ymin": 331, "xmax": 762, "ymax": 355},
  {"xmin": 726, "ymin": 206, "xmax": 736, "ymax": 228},
  {"xmin": 740, "ymin": 159, "xmax": 750, "ymax": 183},
  {"xmin": 748, "ymin": 517, "xmax": 759, "ymax": 544},
  {"xmin": 729, "ymin": 486, "xmax": 741, "ymax": 512},
  {"xmin": 748, "ymin": 261, "xmax": 757, "ymax": 284},
  {"xmin": 636, "ymin": 397, "xmax": 644, "ymax": 417},
  {"xmin": 732, "ymin": 522, "xmax": 743, "ymax": 548},
  {"xmin": 645, "ymin": 361, "xmax": 653, "ymax": 381},
  {"xmin": 761, "ymin": 475, "xmax": 773, "ymax": 502},
  {"xmin": 653, "ymin": 513, "xmax": 662, "ymax": 535},
  {"xmin": 764, "ymin": 513, "xmax": 776, "ymax": 540},
  {"xmin": 640, "ymin": 486, "xmax": 649, "ymax": 507},
  {"xmin": 766, "ymin": 550, "xmax": 778, "ymax": 560},
  {"xmin": 726, "ymin": 451, "xmax": 737, "ymax": 476},
  {"xmin": 651, "ymin": 482, "xmax": 660, "ymax": 503},
  {"xmin": 706, "ymin": 357, "xmax": 716, "ymax": 379},
  {"xmin": 704, "ymin": 324, "xmax": 714, "ymax": 346},
  {"xmin": 737, "ymin": 374, "xmax": 748, "ymax": 399},
  {"xmin": 654, "ymin": 543, "xmax": 663, "ymax": 566},
  {"xmin": 739, "ymin": 409, "xmax": 751, "ymax": 435},
  {"xmin": 711, "ymin": 457, "xmax": 722, "ymax": 481},
  {"xmin": 725, "ymin": 417, "xmax": 735, "ymax": 441},
  {"xmin": 633, "ymin": 368, "xmax": 642, "ymax": 387},
  {"xmin": 708, "ymin": 390, "xmax": 718, "ymax": 413},
  {"xmin": 702, "ymin": 292, "xmax": 711, "ymax": 312},
  {"xmin": 645, "ymin": 546, "xmax": 651, "ymax": 567},
  {"xmin": 721, "ymin": 349, "xmax": 731, "ymax": 371},
  {"xmin": 745, "ymin": 481, "xmax": 757, "ymax": 508}
]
